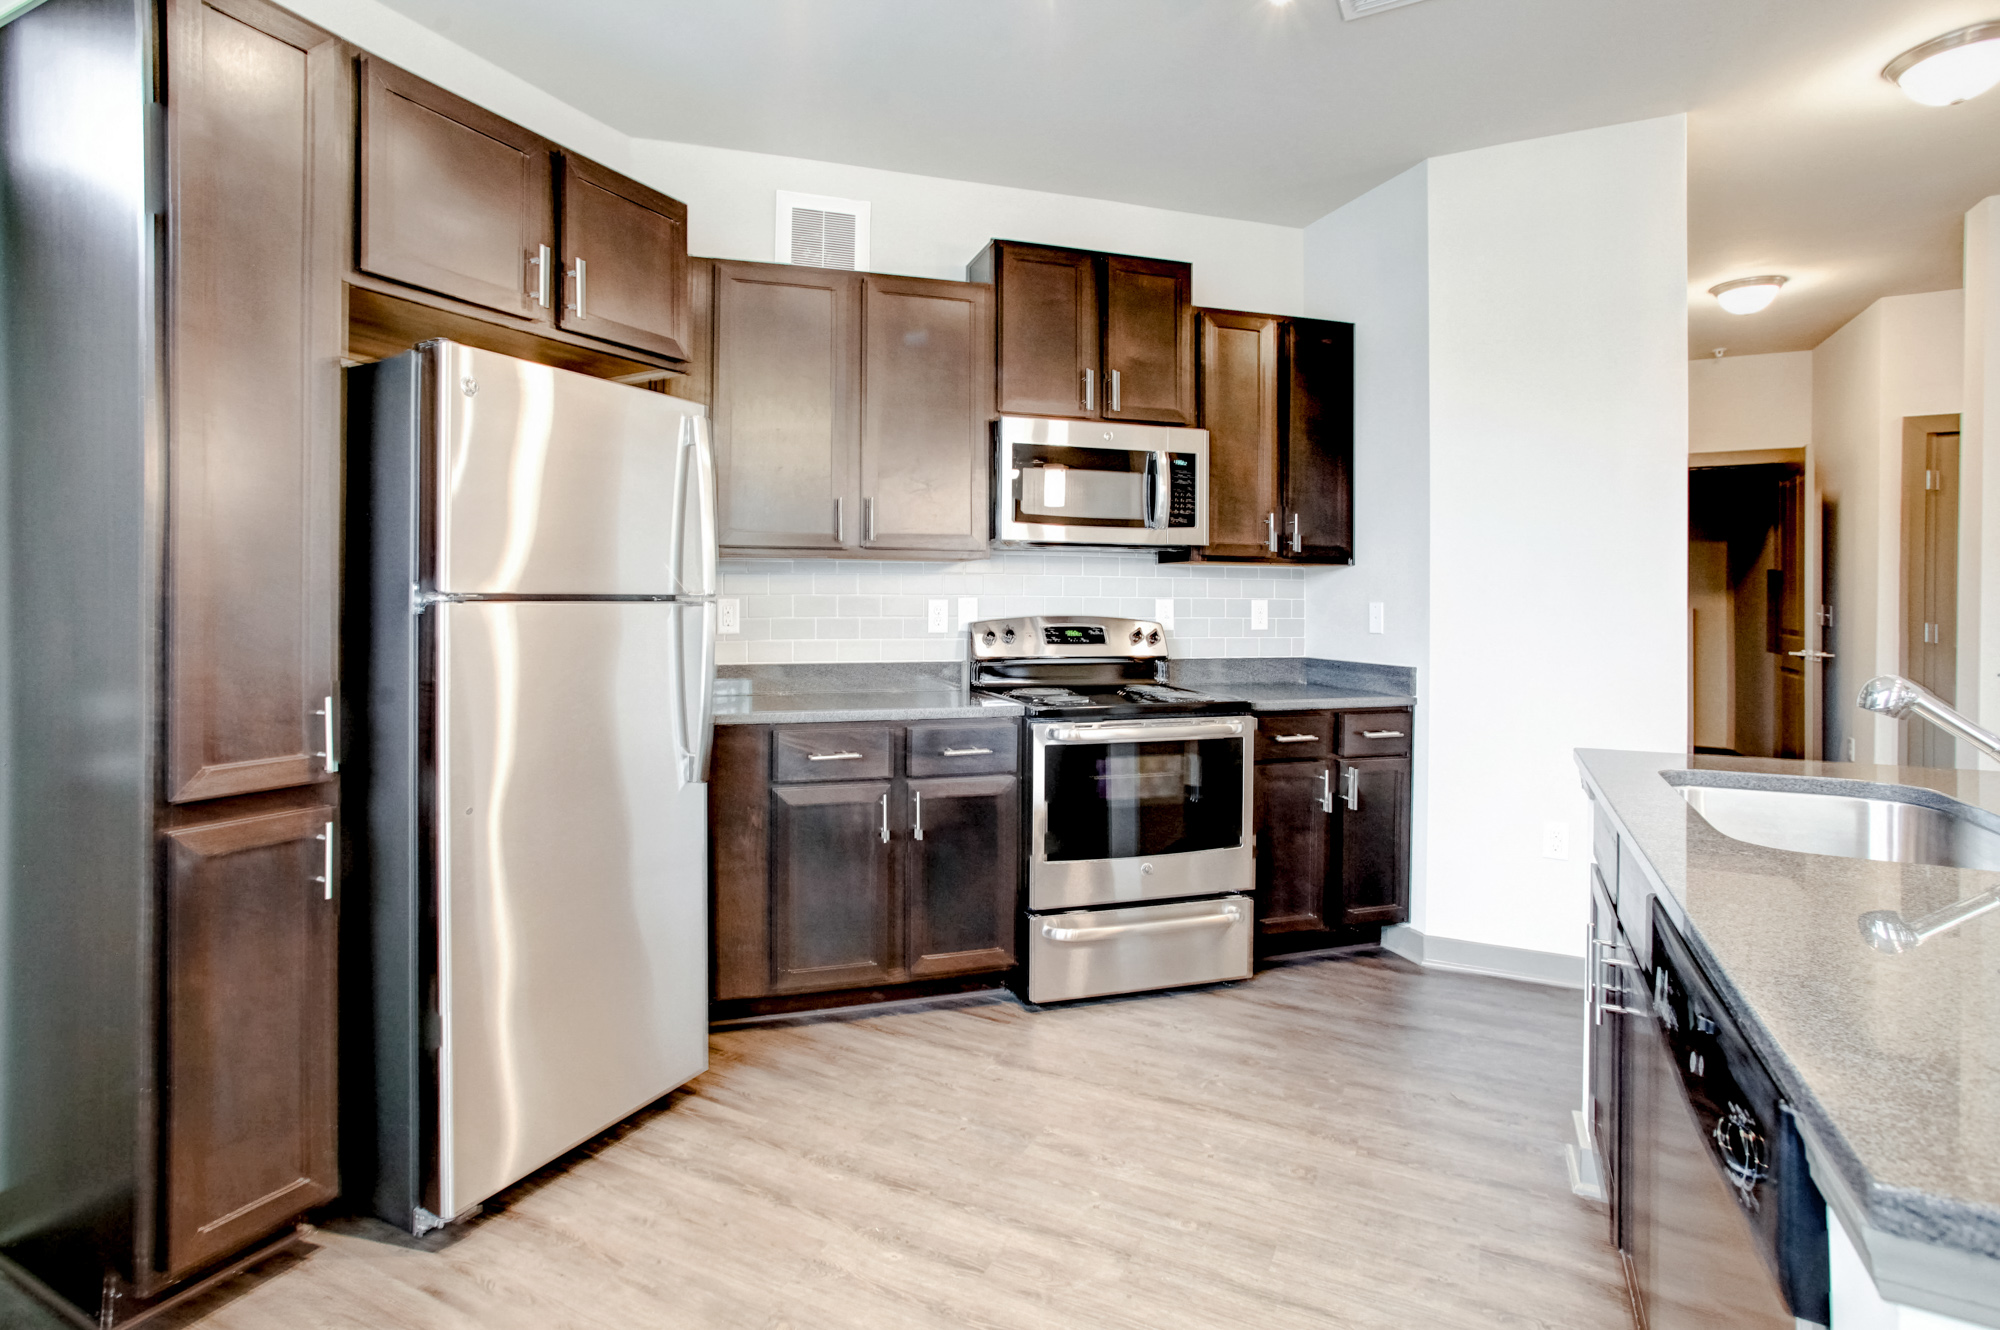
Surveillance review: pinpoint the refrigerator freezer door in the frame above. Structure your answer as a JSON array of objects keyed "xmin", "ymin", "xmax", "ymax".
[
  {"xmin": 434, "ymin": 601, "xmax": 708, "ymax": 1218},
  {"xmin": 433, "ymin": 342, "xmax": 710, "ymax": 596}
]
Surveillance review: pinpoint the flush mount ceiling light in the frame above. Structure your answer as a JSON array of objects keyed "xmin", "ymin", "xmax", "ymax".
[
  {"xmin": 1884, "ymin": 21, "xmax": 2000, "ymax": 106},
  {"xmin": 1709, "ymin": 275, "xmax": 1788, "ymax": 316}
]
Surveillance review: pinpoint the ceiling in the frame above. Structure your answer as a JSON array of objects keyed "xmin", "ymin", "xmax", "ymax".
[{"xmin": 378, "ymin": 0, "xmax": 2000, "ymax": 357}]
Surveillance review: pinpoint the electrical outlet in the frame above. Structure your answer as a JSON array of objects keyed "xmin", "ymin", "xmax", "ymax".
[
  {"xmin": 1368, "ymin": 602, "xmax": 1385, "ymax": 634},
  {"xmin": 927, "ymin": 599, "xmax": 949, "ymax": 633},
  {"xmin": 1155, "ymin": 598, "xmax": 1175, "ymax": 629},
  {"xmin": 958, "ymin": 596, "xmax": 978, "ymax": 629},
  {"xmin": 718, "ymin": 598, "xmax": 741, "ymax": 635},
  {"xmin": 1542, "ymin": 821, "xmax": 1570, "ymax": 861},
  {"xmin": 1250, "ymin": 599, "xmax": 1269, "ymax": 631}
]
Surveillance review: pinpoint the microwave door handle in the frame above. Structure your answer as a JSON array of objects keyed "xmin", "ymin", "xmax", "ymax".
[{"xmin": 1144, "ymin": 451, "xmax": 1169, "ymax": 529}]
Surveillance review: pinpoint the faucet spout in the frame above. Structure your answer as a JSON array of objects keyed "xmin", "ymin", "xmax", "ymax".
[{"xmin": 1857, "ymin": 675, "xmax": 2000, "ymax": 766}]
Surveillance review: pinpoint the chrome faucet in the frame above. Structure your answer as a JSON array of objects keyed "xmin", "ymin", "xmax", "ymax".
[
  {"xmin": 1857, "ymin": 675, "xmax": 2000, "ymax": 766},
  {"xmin": 1860, "ymin": 889, "xmax": 2000, "ymax": 953}
]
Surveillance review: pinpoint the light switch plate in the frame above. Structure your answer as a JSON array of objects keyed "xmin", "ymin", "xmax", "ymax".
[
  {"xmin": 1542, "ymin": 821, "xmax": 1570, "ymax": 860},
  {"xmin": 1368, "ymin": 602, "xmax": 1385, "ymax": 634},
  {"xmin": 718, "ymin": 598, "xmax": 741, "ymax": 635},
  {"xmin": 958, "ymin": 596, "xmax": 978, "ymax": 629},
  {"xmin": 1155, "ymin": 598, "xmax": 1175, "ymax": 629},
  {"xmin": 927, "ymin": 599, "xmax": 949, "ymax": 633},
  {"xmin": 1250, "ymin": 599, "xmax": 1269, "ymax": 631}
]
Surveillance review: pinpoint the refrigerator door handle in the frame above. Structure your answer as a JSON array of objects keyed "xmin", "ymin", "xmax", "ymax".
[
  {"xmin": 691, "ymin": 599, "xmax": 717, "ymax": 782},
  {"xmin": 667, "ymin": 416, "xmax": 693, "ymax": 595},
  {"xmin": 667, "ymin": 600, "xmax": 692, "ymax": 784},
  {"xmin": 691, "ymin": 415, "xmax": 719, "ymax": 598}
]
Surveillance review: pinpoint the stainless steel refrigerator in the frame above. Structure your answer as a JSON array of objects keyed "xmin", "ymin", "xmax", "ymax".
[{"xmin": 347, "ymin": 341, "xmax": 714, "ymax": 1234}]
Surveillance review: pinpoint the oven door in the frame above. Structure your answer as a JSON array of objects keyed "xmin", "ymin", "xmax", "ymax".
[
  {"xmin": 994, "ymin": 417, "xmax": 1208, "ymax": 547},
  {"xmin": 1029, "ymin": 716, "xmax": 1253, "ymax": 910}
]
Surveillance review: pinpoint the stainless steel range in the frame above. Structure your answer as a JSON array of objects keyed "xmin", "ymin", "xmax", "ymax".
[{"xmin": 970, "ymin": 616, "xmax": 1256, "ymax": 1003}]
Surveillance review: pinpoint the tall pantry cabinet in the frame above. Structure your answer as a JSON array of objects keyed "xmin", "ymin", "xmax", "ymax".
[{"xmin": 0, "ymin": 0, "xmax": 342, "ymax": 1320}]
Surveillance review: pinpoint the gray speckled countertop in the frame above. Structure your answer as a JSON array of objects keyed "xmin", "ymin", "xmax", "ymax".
[
  {"xmin": 1199, "ymin": 682, "xmax": 1415, "ymax": 711},
  {"xmin": 714, "ymin": 688, "xmax": 1021, "ymax": 725},
  {"xmin": 1578, "ymin": 749, "xmax": 2000, "ymax": 1323}
]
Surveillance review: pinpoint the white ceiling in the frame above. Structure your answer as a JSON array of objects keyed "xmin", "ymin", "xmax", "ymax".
[{"xmin": 379, "ymin": 0, "xmax": 2000, "ymax": 357}]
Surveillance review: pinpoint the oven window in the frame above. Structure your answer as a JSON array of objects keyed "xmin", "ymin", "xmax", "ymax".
[{"xmin": 1042, "ymin": 738, "xmax": 1244, "ymax": 861}]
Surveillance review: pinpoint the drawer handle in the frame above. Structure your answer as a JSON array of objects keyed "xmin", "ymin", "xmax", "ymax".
[
  {"xmin": 1041, "ymin": 906, "xmax": 1242, "ymax": 943},
  {"xmin": 1272, "ymin": 733, "xmax": 1318, "ymax": 743},
  {"xmin": 1360, "ymin": 730, "xmax": 1405, "ymax": 739},
  {"xmin": 806, "ymin": 751, "xmax": 865, "ymax": 762},
  {"xmin": 941, "ymin": 746, "xmax": 994, "ymax": 757}
]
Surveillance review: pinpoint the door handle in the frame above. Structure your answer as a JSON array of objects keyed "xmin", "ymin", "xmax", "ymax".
[
  {"xmin": 912, "ymin": 790, "xmax": 923, "ymax": 841},
  {"xmin": 313, "ymin": 820, "xmax": 335, "ymax": 901},
  {"xmin": 879, "ymin": 792, "xmax": 890, "ymax": 844},
  {"xmin": 941, "ymin": 746, "xmax": 993, "ymax": 757},
  {"xmin": 834, "ymin": 496, "xmax": 844, "ymax": 543},
  {"xmin": 1342, "ymin": 766, "xmax": 1359, "ymax": 812},
  {"xmin": 1319, "ymin": 768, "xmax": 1333, "ymax": 814},
  {"xmin": 1082, "ymin": 368, "xmax": 1095, "ymax": 411},
  {"xmin": 865, "ymin": 496, "xmax": 876, "ymax": 542},
  {"xmin": 1265, "ymin": 511, "xmax": 1279, "ymax": 552},
  {"xmin": 1787, "ymin": 649, "xmax": 1834, "ymax": 660},
  {"xmin": 529, "ymin": 244, "xmax": 552, "ymax": 308},
  {"xmin": 1290, "ymin": 511, "xmax": 1302, "ymax": 553},
  {"xmin": 1040, "ymin": 905, "xmax": 1242, "ymax": 943},
  {"xmin": 1109, "ymin": 368, "xmax": 1121, "ymax": 413},
  {"xmin": 806, "ymin": 751, "xmax": 864, "ymax": 762},
  {"xmin": 314, "ymin": 696, "xmax": 339, "ymax": 774},
  {"xmin": 566, "ymin": 255, "xmax": 587, "ymax": 319}
]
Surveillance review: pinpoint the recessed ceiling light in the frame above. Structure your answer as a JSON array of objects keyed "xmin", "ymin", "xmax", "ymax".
[
  {"xmin": 1708, "ymin": 276, "xmax": 1788, "ymax": 316},
  {"xmin": 1884, "ymin": 21, "xmax": 2000, "ymax": 106}
]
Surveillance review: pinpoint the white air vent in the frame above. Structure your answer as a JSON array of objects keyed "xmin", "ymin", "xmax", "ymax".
[
  {"xmin": 776, "ymin": 191, "xmax": 870, "ymax": 270},
  {"xmin": 1337, "ymin": 0, "xmax": 1430, "ymax": 18}
]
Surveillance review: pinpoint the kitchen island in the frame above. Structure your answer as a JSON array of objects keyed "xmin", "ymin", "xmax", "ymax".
[{"xmin": 1578, "ymin": 749, "xmax": 2000, "ymax": 1328}]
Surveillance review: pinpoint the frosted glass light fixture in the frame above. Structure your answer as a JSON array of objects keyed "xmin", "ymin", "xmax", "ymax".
[
  {"xmin": 1709, "ymin": 276, "xmax": 1788, "ymax": 316},
  {"xmin": 1884, "ymin": 22, "xmax": 2000, "ymax": 106}
]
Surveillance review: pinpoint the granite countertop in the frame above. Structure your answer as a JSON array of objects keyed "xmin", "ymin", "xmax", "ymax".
[
  {"xmin": 714, "ymin": 687, "xmax": 1021, "ymax": 725},
  {"xmin": 1578, "ymin": 749, "xmax": 2000, "ymax": 1322},
  {"xmin": 1197, "ymin": 682, "xmax": 1416, "ymax": 711}
]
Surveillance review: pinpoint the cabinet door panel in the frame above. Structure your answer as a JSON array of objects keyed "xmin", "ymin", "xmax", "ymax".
[
  {"xmin": 992, "ymin": 243, "xmax": 1099, "ymax": 418},
  {"xmin": 1198, "ymin": 310, "xmax": 1282, "ymax": 559},
  {"xmin": 556, "ymin": 153, "xmax": 689, "ymax": 360},
  {"xmin": 770, "ymin": 781, "xmax": 899, "ymax": 992},
  {"xmin": 1255, "ymin": 761, "xmax": 1331, "ymax": 933},
  {"xmin": 1336, "ymin": 757, "xmax": 1409, "ymax": 927},
  {"xmin": 906, "ymin": 775, "xmax": 1018, "ymax": 978},
  {"xmin": 165, "ymin": 0, "xmax": 343, "ymax": 801},
  {"xmin": 359, "ymin": 57, "xmax": 553, "ymax": 320},
  {"xmin": 860, "ymin": 275, "xmax": 993, "ymax": 553},
  {"xmin": 162, "ymin": 804, "xmax": 337, "ymax": 1277},
  {"xmin": 1102, "ymin": 254, "xmax": 1195, "ymax": 425},
  {"xmin": 712, "ymin": 262, "xmax": 861, "ymax": 551},
  {"xmin": 1283, "ymin": 317, "xmax": 1354, "ymax": 563}
]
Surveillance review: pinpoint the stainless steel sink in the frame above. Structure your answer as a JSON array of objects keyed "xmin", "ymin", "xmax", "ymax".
[{"xmin": 1677, "ymin": 782, "xmax": 2000, "ymax": 871}]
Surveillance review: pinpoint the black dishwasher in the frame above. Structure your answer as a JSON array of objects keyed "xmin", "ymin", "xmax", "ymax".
[{"xmin": 1638, "ymin": 901, "xmax": 1829, "ymax": 1327}]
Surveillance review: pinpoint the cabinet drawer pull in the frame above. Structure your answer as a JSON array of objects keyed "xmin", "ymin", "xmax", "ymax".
[
  {"xmin": 1360, "ymin": 730, "xmax": 1405, "ymax": 739},
  {"xmin": 1290, "ymin": 511, "xmax": 1302, "ymax": 553},
  {"xmin": 567, "ymin": 255, "xmax": 587, "ymax": 319},
  {"xmin": 1109, "ymin": 368, "xmax": 1121, "ymax": 412},
  {"xmin": 315, "ymin": 696, "xmax": 339, "ymax": 774},
  {"xmin": 1082, "ymin": 368, "xmax": 1095, "ymax": 411},
  {"xmin": 1342, "ymin": 766, "xmax": 1360, "ymax": 812},
  {"xmin": 1319, "ymin": 768, "xmax": 1333, "ymax": 814},
  {"xmin": 864, "ymin": 496, "xmax": 876, "ymax": 542},
  {"xmin": 1265, "ymin": 511, "xmax": 1279, "ymax": 552},
  {"xmin": 806, "ymin": 750, "xmax": 864, "ymax": 762},
  {"xmin": 879, "ymin": 792, "xmax": 890, "ymax": 843},
  {"xmin": 529, "ymin": 243, "xmax": 552, "ymax": 308},
  {"xmin": 314, "ymin": 821, "xmax": 334, "ymax": 901},
  {"xmin": 912, "ymin": 790, "xmax": 923, "ymax": 841},
  {"xmin": 1273, "ymin": 733, "xmax": 1318, "ymax": 744},
  {"xmin": 940, "ymin": 746, "xmax": 993, "ymax": 757}
]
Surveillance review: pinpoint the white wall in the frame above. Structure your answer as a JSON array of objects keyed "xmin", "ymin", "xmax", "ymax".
[
  {"xmin": 1812, "ymin": 290, "xmax": 1964, "ymax": 763},
  {"xmin": 1968, "ymin": 198, "xmax": 2000, "ymax": 764},
  {"xmin": 1423, "ymin": 115, "xmax": 1690, "ymax": 958},
  {"xmin": 286, "ymin": 0, "xmax": 1302, "ymax": 312},
  {"xmin": 1689, "ymin": 352, "xmax": 1811, "ymax": 454}
]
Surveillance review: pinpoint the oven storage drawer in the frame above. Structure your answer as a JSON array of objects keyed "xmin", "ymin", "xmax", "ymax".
[
  {"xmin": 1027, "ymin": 895, "xmax": 1253, "ymax": 1004},
  {"xmin": 906, "ymin": 720, "xmax": 1018, "ymax": 776},
  {"xmin": 772, "ymin": 724, "xmax": 896, "ymax": 782},
  {"xmin": 1336, "ymin": 710, "xmax": 1411, "ymax": 757}
]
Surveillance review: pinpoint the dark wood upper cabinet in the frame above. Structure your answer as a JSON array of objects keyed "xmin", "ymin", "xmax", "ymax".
[
  {"xmin": 905, "ymin": 774, "xmax": 1018, "ymax": 978},
  {"xmin": 1198, "ymin": 310, "xmax": 1282, "ymax": 559},
  {"xmin": 165, "ymin": 0, "xmax": 345, "ymax": 802},
  {"xmin": 860, "ymin": 274, "xmax": 994, "ymax": 553},
  {"xmin": 160, "ymin": 803, "xmax": 338, "ymax": 1278},
  {"xmin": 1336, "ymin": 756, "xmax": 1410, "ymax": 927},
  {"xmin": 710, "ymin": 261, "xmax": 862, "ymax": 551},
  {"xmin": 1284, "ymin": 318, "xmax": 1355, "ymax": 563},
  {"xmin": 555, "ymin": 152, "xmax": 689, "ymax": 360},
  {"xmin": 357, "ymin": 57, "xmax": 554, "ymax": 322},
  {"xmin": 1102, "ymin": 254, "xmax": 1196, "ymax": 424},
  {"xmin": 769, "ymin": 780, "xmax": 902, "ymax": 993}
]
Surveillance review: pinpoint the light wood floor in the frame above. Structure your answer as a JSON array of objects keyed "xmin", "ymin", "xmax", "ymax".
[{"xmin": 160, "ymin": 953, "xmax": 1632, "ymax": 1329}]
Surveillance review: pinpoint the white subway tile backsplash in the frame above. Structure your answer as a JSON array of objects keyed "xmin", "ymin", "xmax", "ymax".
[{"xmin": 716, "ymin": 552, "xmax": 1306, "ymax": 663}]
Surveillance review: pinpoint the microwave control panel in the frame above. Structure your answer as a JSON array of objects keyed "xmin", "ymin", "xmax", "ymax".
[{"xmin": 1167, "ymin": 454, "xmax": 1197, "ymax": 528}]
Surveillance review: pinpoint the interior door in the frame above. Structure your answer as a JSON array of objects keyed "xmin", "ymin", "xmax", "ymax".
[
  {"xmin": 1101, "ymin": 254, "xmax": 1195, "ymax": 425},
  {"xmin": 1282, "ymin": 317, "xmax": 1355, "ymax": 563},
  {"xmin": 1198, "ymin": 310, "xmax": 1283, "ymax": 559},
  {"xmin": 992, "ymin": 242, "xmax": 1100, "ymax": 419},
  {"xmin": 555, "ymin": 152, "xmax": 690, "ymax": 360},
  {"xmin": 358, "ymin": 57, "xmax": 554, "ymax": 321},
  {"xmin": 1773, "ymin": 469, "xmax": 1807, "ymax": 759},
  {"xmin": 859, "ymin": 274, "xmax": 993, "ymax": 553},
  {"xmin": 1901, "ymin": 416, "xmax": 1962, "ymax": 767},
  {"xmin": 161, "ymin": 803, "xmax": 338, "ymax": 1277}
]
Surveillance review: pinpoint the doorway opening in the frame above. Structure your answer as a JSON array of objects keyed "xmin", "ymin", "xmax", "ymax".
[
  {"xmin": 1689, "ymin": 452, "xmax": 1807, "ymax": 758},
  {"xmin": 1900, "ymin": 414, "xmax": 1960, "ymax": 768}
]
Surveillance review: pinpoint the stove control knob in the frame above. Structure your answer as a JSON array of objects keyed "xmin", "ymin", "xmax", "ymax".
[
  {"xmin": 981, "ymin": 630, "xmax": 997, "ymax": 646},
  {"xmin": 1146, "ymin": 630, "xmax": 1162, "ymax": 645},
  {"xmin": 1002, "ymin": 627, "xmax": 1017, "ymax": 644},
  {"xmin": 1130, "ymin": 628, "xmax": 1144, "ymax": 644}
]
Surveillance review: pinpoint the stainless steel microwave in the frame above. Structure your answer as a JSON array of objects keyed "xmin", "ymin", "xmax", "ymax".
[{"xmin": 993, "ymin": 417, "xmax": 1209, "ymax": 548}]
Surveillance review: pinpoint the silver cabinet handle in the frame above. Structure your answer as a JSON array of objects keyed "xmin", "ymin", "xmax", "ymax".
[
  {"xmin": 865, "ymin": 496, "xmax": 876, "ymax": 542},
  {"xmin": 1788, "ymin": 649, "xmax": 1834, "ymax": 660},
  {"xmin": 941, "ymin": 746, "xmax": 993, "ymax": 757},
  {"xmin": 314, "ymin": 820, "xmax": 334, "ymax": 900},
  {"xmin": 1360, "ymin": 730, "xmax": 1405, "ymax": 739},
  {"xmin": 1109, "ymin": 368, "xmax": 1121, "ymax": 412},
  {"xmin": 1342, "ymin": 766, "xmax": 1360, "ymax": 811},
  {"xmin": 1082, "ymin": 368, "xmax": 1095, "ymax": 411},
  {"xmin": 834, "ymin": 496, "xmax": 844, "ymax": 543},
  {"xmin": 1273, "ymin": 733, "xmax": 1318, "ymax": 744},
  {"xmin": 1290, "ymin": 511, "xmax": 1302, "ymax": 553},
  {"xmin": 806, "ymin": 750, "xmax": 864, "ymax": 762},
  {"xmin": 879, "ymin": 792, "xmax": 890, "ymax": 843},
  {"xmin": 1042, "ymin": 906, "xmax": 1242, "ymax": 943},
  {"xmin": 529, "ymin": 243, "xmax": 552, "ymax": 308},
  {"xmin": 567, "ymin": 255, "xmax": 587, "ymax": 319},
  {"xmin": 1265, "ymin": 511, "xmax": 1278, "ymax": 552},
  {"xmin": 1319, "ymin": 768, "xmax": 1333, "ymax": 814},
  {"xmin": 315, "ymin": 695, "xmax": 339, "ymax": 774},
  {"xmin": 912, "ymin": 790, "xmax": 923, "ymax": 841}
]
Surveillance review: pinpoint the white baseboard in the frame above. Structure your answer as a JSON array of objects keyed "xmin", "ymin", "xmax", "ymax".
[{"xmin": 1379, "ymin": 924, "xmax": 1586, "ymax": 990}]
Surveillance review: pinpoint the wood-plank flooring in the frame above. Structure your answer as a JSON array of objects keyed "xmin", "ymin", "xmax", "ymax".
[{"xmin": 157, "ymin": 953, "xmax": 1632, "ymax": 1329}]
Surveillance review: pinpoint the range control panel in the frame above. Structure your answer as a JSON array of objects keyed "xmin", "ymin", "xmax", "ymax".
[{"xmin": 970, "ymin": 616, "xmax": 1167, "ymax": 661}]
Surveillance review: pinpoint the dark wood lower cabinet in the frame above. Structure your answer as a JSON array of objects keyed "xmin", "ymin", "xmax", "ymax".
[
  {"xmin": 1254, "ymin": 760, "xmax": 1331, "ymax": 933},
  {"xmin": 161, "ymin": 803, "xmax": 338, "ymax": 1278},
  {"xmin": 1335, "ymin": 756, "xmax": 1411, "ymax": 927},
  {"xmin": 906, "ymin": 775, "xmax": 1018, "ymax": 978},
  {"xmin": 769, "ymin": 780, "xmax": 900, "ymax": 993}
]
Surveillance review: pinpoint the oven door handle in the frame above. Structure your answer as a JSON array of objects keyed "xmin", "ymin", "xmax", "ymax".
[
  {"xmin": 1040, "ymin": 905, "xmax": 1244, "ymax": 943},
  {"xmin": 1044, "ymin": 719, "xmax": 1245, "ymax": 744}
]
